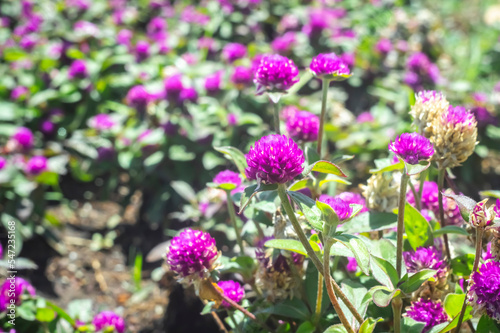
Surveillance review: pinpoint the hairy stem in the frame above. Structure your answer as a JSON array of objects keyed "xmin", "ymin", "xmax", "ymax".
[
  {"xmin": 226, "ymin": 191, "xmax": 244, "ymax": 254},
  {"xmin": 396, "ymin": 168, "xmax": 409, "ymax": 279},
  {"xmin": 455, "ymin": 227, "xmax": 484, "ymax": 333},
  {"xmin": 314, "ymin": 274, "xmax": 324, "ymax": 326},
  {"xmin": 317, "ymin": 78, "xmax": 329, "ymax": 156},
  {"xmin": 438, "ymin": 168, "xmax": 452, "ymax": 261},
  {"xmin": 211, "ymin": 311, "xmax": 229, "ymax": 333},
  {"xmin": 408, "ymin": 180, "xmax": 421, "ymax": 211},
  {"xmin": 391, "ymin": 296, "xmax": 402, "ymax": 333},
  {"xmin": 273, "ymin": 99, "xmax": 281, "ymax": 134}
]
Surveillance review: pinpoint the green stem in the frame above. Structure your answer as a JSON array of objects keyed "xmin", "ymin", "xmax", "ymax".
[
  {"xmin": 438, "ymin": 168, "xmax": 451, "ymax": 261},
  {"xmin": 418, "ymin": 169, "xmax": 427, "ymax": 207},
  {"xmin": 317, "ymin": 78, "xmax": 330, "ymax": 157},
  {"xmin": 396, "ymin": 167, "xmax": 409, "ymax": 279},
  {"xmin": 314, "ymin": 274, "xmax": 324, "ymax": 326},
  {"xmin": 323, "ymin": 239, "xmax": 355, "ymax": 333},
  {"xmin": 273, "ymin": 100, "xmax": 281, "ymax": 135},
  {"xmin": 455, "ymin": 227, "xmax": 484, "ymax": 333},
  {"xmin": 211, "ymin": 311, "xmax": 229, "ymax": 333},
  {"xmin": 226, "ymin": 191, "xmax": 244, "ymax": 254},
  {"xmin": 391, "ymin": 296, "xmax": 402, "ymax": 333},
  {"xmin": 408, "ymin": 180, "xmax": 421, "ymax": 211}
]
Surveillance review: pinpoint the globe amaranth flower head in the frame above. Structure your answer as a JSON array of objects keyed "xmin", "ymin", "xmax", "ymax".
[
  {"xmin": 165, "ymin": 228, "xmax": 220, "ymax": 284},
  {"xmin": 388, "ymin": 132, "xmax": 434, "ymax": 165},
  {"xmin": 10, "ymin": 86, "xmax": 29, "ymax": 101},
  {"xmin": 245, "ymin": 134, "xmax": 304, "ymax": 184},
  {"xmin": 254, "ymin": 54, "xmax": 299, "ymax": 95},
  {"xmin": 11, "ymin": 127, "xmax": 34, "ymax": 149},
  {"xmin": 92, "ymin": 311, "xmax": 126, "ymax": 333},
  {"xmin": 231, "ymin": 66, "xmax": 253, "ymax": 87},
  {"xmin": 336, "ymin": 192, "xmax": 369, "ymax": 213},
  {"xmin": 403, "ymin": 246, "xmax": 447, "ymax": 273},
  {"xmin": 405, "ymin": 299, "xmax": 448, "ymax": 333},
  {"xmin": 470, "ymin": 199, "xmax": 496, "ymax": 228},
  {"xmin": 410, "ymin": 90, "xmax": 449, "ymax": 138},
  {"xmin": 213, "ymin": 170, "xmax": 242, "ymax": 188},
  {"xmin": 285, "ymin": 111, "xmax": 319, "ymax": 142},
  {"xmin": 222, "ymin": 43, "xmax": 247, "ymax": 63},
  {"xmin": 89, "ymin": 114, "xmax": 115, "ymax": 131},
  {"xmin": 68, "ymin": 59, "xmax": 88, "ymax": 79},
  {"xmin": 125, "ymin": 85, "xmax": 151, "ymax": 112},
  {"xmin": 25, "ymin": 156, "xmax": 48, "ymax": 175},
  {"xmin": 318, "ymin": 195, "xmax": 353, "ymax": 221},
  {"xmin": 217, "ymin": 280, "xmax": 245, "ymax": 308},
  {"xmin": 309, "ymin": 53, "xmax": 351, "ymax": 80},
  {"xmin": 0, "ymin": 277, "xmax": 36, "ymax": 312},
  {"xmin": 468, "ymin": 260, "xmax": 500, "ymax": 322}
]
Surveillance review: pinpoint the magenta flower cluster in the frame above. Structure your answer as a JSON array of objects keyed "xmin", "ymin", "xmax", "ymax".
[
  {"xmin": 444, "ymin": 105, "xmax": 476, "ymax": 127},
  {"xmin": 404, "ymin": 52, "xmax": 440, "ymax": 91},
  {"xmin": 405, "ymin": 299, "xmax": 448, "ymax": 332},
  {"xmin": 213, "ymin": 170, "xmax": 242, "ymax": 187},
  {"xmin": 253, "ymin": 54, "xmax": 299, "ymax": 95},
  {"xmin": 388, "ymin": 132, "xmax": 434, "ymax": 165},
  {"xmin": 25, "ymin": 155, "xmax": 48, "ymax": 175},
  {"xmin": 403, "ymin": 246, "xmax": 447, "ymax": 273},
  {"xmin": 336, "ymin": 192, "xmax": 369, "ymax": 213},
  {"xmin": 318, "ymin": 195, "xmax": 353, "ymax": 221},
  {"xmin": 285, "ymin": 111, "xmax": 320, "ymax": 142},
  {"xmin": 125, "ymin": 85, "xmax": 151, "ymax": 112},
  {"xmin": 92, "ymin": 311, "xmax": 126, "ymax": 333},
  {"xmin": 309, "ymin": 53, "xmax": 350, "ymax": 78},
  {"xmin": 245, "ymin": 134, "xmax": 304, "ymax": 184},
  {"xmin": 217, "ymin": 280, "xmax": 245, "ymax": 308},
  {"xmin": 222, "ymin": 43, "xmax": 247, "ymax": 63},
  {"xmin": 0, "ymin": 277, "xmax": 36, "ymax": 312},
  {"xmin": 468, "ymin": 260, "xmax": 500, "ymax": 322},
  {"xmin": 11, "ymin": 127, "xmax": 34, "ymax": 149},
  {"xmin": 165, "ymin": 229, "xmax": 219, "ymax": 280}
]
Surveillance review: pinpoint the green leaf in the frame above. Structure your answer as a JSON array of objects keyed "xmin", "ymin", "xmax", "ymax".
[
  {"xmin": 256, "ymin": 298, "xmax": 311, "ymax": 320},
  {"xmin": 207, "ymin": 182, "xmax": 237, "ymax": 191},
  {"xmin": 437, "ymin": 305, "xmax": 472, "ymax": 333},
  {"xmin": 219, "ymin": 256, "xmax": 256, "ymax": 280},
  {"xmin": 444, "ymin": 293, "xmax": 466, "ymax": 317},
  {"xmin": 17, "ymin": 300, "xmax": 37, "ymax": 321},
  {"xmin": 359, "ymin": 318, "xmax": 382, "ymax": 333},
  {"xmin": 405, "ymin": 161, "xmax": 430, "ymax": 176},
  {"xmin": 370, "ymin": 256, "xmax": 399, "ymax": 289},
  {"xmin": 401, "ymin": 317, "xmax": 426, "ymax": 333},
  {"xmin": 450, "ymin": 254, "xmax": 475, "ymax": 277},
  {"xmin": 477, "ymin": 314, "xmax": 500, "ymax": 333},
  {"xmin": 399, "ymin": 269, "xmax": 437, "ymax": 294},
  {"xmin": 479, "ymin": 190, "xmax": 500, "ymax": 199},
  {"xmin": 433, "ymin": 226, "xmax": 468, "ymax": 237},
  {"xmin": 264, "ymin": 239, "xmax": 321, "ymax": 257},
  {"xmin": 338, "ymin": 212, "xmax": 398, "ymax": 233},
  {"xmin": 171, "ymin": 181, "xmax": 197, "ymax": 203},
  {"xmin": 372, "ymin": 287, "xmax": 400, "ymax": 307},
  {"xmin": 305, "ymin": 146, "xmax": 320, "ymax": 164},
  {"xmin": 338, "ymin": 281, "xmax": 371, "ymax": 328},
  {"xmin": 316, "ymin": 200, "xmax": 340, "ymax": 227},
  {"xmin": 370, "ymin": 160, "xmax": 404, "ymax": 173},
  {"xmin": 302, "ymin": 160, "xmax": 347, "ymax": 178},
  {"xmin": 323, "ymin": 324, "xmax": 348, "ymax": 333},
  {"xmin": 239, "ymin": 183, "xmax": 278, "ymax": 213},
  {"xmin": 443, "ymin": 193, "xmax": 476, "ymax": 223},
  {"xmin": 404, "ymin": 202, "xmax": 434, "ymax": 250},
  {"xmin": 426, "ymin": 323, "xmax": 450, "ymax": 333},
  {"xmin": 287, "ymin": 190, "xmax": 324, "ymax": 232},
  {"xmin": 296, "ymin": 321, "xmax": 316, "ymax": 333},
  {"xmin": 35, "ymin": 172, "xmax": 59, "ymax": 186},
  {"xmin": 333, "ymin": 235, "xmax": 371, "ymax": 275},
  {"xmin": 201, "ymin": 302, "xmax": 215, "ymax": 315},
  {"xmin": 288, "ymin": 178, "xmax": 310, "ymax": 191},
  {"xmin": 144, "ymin": 151, "xmax": 164, "ymax": 168},
  {"xmin": 214, "ymin": 146, "xmax": 248, "ymax": 179},
  {"xmin": 36, "ymin": 307, "xmax": 56, "ymax": 322}
]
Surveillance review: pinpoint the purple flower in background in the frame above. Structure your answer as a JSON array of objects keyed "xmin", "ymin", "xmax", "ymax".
[
  {"xmin": 19, "ymin": 34, "xmax": 37, "ymax": 51},
  {"xmin": 468, "ymin": 260, "xmax": 500, "ymax": 322},
  {"xmin": 116, "ymin": 29, "xmax": 133, "ymax": 46},
  {"xmin": 318, "ymin": 195, "xmax": 353, "ymax": 221},
  {"xmin": 92, "ymin": 311, "xmax": 125, "ymax": 333},
  {"xmin": 254, "ymin": 54, "xmax": 299, "ymax": 95},
  {"xmin": 25, "ymin": 156, "xmax": 48, "ymax": 175},
  {"xmin": 147, "ymin": 17, "xmax": 167, "ymax": 41},
  {"xmin": 405, "ymin": 299, "xmax": 448, "ymax": 332},
  {"xmin": 0, "ymin": 157, "xmax": 7, "ymax": 170},
  {"xmin": 180, "ymin": 6, "xmax": 210, "ymax": 25},
  {"xmin": 271, "ymin": 32, "xmax": 296, "ymax": 54},
  {"xmin": 404, "ymin": 52, "xmax": 440, "ymax": 91},
  {"xmin": 213, "ymin": 170, "xmax": 241, "ymax": 187},
  {"xmin": 66, "ymin": 0, "xmax": 90, "ymax": 10},
  {"xmin": 471, "ymin": 107, "xmax": 498, "ymax": 128},
  {"xmin": 126, "ymin": 85, "xmax": 151, "ymax": 112},
  {"xmin": 164, "ymin": 74, "xmax": 184, "ymax": 101},
  {"xmin": 483, "ymin": 242, "xmax": 494, "ymax": 262},
  {"xmin": 40, "ymin": 120, "xmax": 56, "ymax": 135},
  {"xmin": 11, "ymin": 127, "xmax": 34, "ymax": 149},
  {"xmin": 227, "ymin": 113, "xmax": 238, "ymax": 126},
  {"xmin": 198, "ymin": 37, "xmax": 215, "ymax": 51},
  {"xmin": 280, "ymin": 105, "xmax": 300, "ymax": 121},
  {"xmin": 302, "ymin": 9, "xmax": 330, "ymax": 37},
  {"xmin": 222, "ymin": 43, "xmax": 247, "ymax": 63},
  {"xmin": 205, "ymin": 71, "xmax": 223, "ymax": 95},
  {"xmin": 231, "ymin": 66, "xmax": 253, "ymax": 87},
  {"xmin": 336, "ymin": 192, "xmax": 369, "ymax": 213},
  {"xmin": 356, "ymin": 112, "xmax": 374, "ymax": 123},
  {"xmin": 165, "ymin": 229, "xmax": 219, "ymax": 282},
  {"xmin": 346, "ymin": 257, "xmax": 358, "ymax": 272},
  {"xmin": 285, "ymin": 111, "xmax": 319, "ymax": 142},
  {"xmin": 178, "ymin": 87, "xmax": 198, "ymax": 104},
  {"xmin": 10, "ymin": 86, "xmax": 29, "ymax": 101},
  {"xmin": 444, "ymin": 105, "xmax": 475, "ymax": 126},
  {"xmin": 403, "ymin": 246, "xmax": 447, "ymax": 273},
  {"xmin": 375, "ymin": 38, "xmax": 392, "ymax": 54},
  {"xmin": 494, "ymin": 199, "xmax": 500, "ymax": 217},
  {"xmin": 68, "ymin": 59, "xmax": 88, "ymax": 79},
  {"xmin": 407, "ymin": 181, "xmax": 439, "ymax": 214},
  {"xmin": 309, "ymin": 53, "xmax": 351, "ymax": 79},
  {"xmin": 388, "ymin": 132, "xmax": 434, "ymax": 165},
  {"xmin": 217, "ymin": 280, "xmax": 245, "ymax": 308},
  {"xmin": 135, "ymin": 40, "xmax": 150, "ymax": 61},
  {"xmin": 0, "ymin": 278, "xmax": 36, "ymax": 312},
  {"xmin": 89, "ymin": 114, "xmax": 114, "ymax": 131},
  {"xmin": 97, "ymin": 147, "xmax": 115, "ymax": 161},
  {"xmin": 245, "ymin": 134, "xmax": 304, "ymax": 184}
]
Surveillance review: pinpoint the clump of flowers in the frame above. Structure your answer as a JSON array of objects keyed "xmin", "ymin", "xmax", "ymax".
[
  {"xmin": 254, "ymin": 54, "xmax": 299, "ymax": 95},
  {"xmin": 245, "ymin": 134, "xmax": 304, "ymax": 184},
  {"xmin": 222, "ymin": 43, "xmax": 247, "ymax": 63},
  {"xmin": 361, "ymin": 172, "xmax": 400, "ymax": 212},
  {"xmin": 10, "ymin": 127, "xmax": 34, "ymax": 150},
  {"xmin": 309, "ymin": 53, "xmax": 351, "ymax": 80},
  {"xmin": 165, "ymin": 229, "xmax": 220, "ymax": 284},
  {"xmin": 318, "ymin": 195, "xmax": 353, "ymax": 221},
  {"xmin": 217, "ymin": 280, "xmax": 245, "ymax": 308},
  {"xmin": 68, "ymin": 59, "xmax": 88, "ymax": 79},
  {"xmin": 410, "ymin": 90, "xmax": 449, "ymax": 138},
  {"xmin": 125, "ymin": 85, "xmax": 151, "ymax": 113},
  {"xmin": 430, "ymin": 105, "xmax": 477, "ymax": 169},
  {"xmin": 336, "ymin": 192, "xmax": 369, "ymax": 213},
  {"xmin": 285, "ymin": 111, "xmax": 320, "ymax": 142},
  {"xmin": 231, "ymin": 66, "xmax": 253, "ymax": 88},
  {"xmin": 468, "ymin": 260, "xmax": 500, "ymax": 322},
  {"xmin": 388, "ymin": 132, "xmax": 434, "ymax": 165},
  {"xmin": 405, "ymin": 299, "xmax": 448, "ymax": 332},
  {"xmin": 0, "ymin": 277, "xmax": 36, "ymax": 311},
  {"xmin": 92, "ymin": 311, "xmax": 126, "ymax": 333},
  {"xmin": 404, "ymin": 52, "xmax": 440, "ymax": 92},
  {"xmin": 25, "ymin": 155, "xmax": 48, "ymax": 175}
]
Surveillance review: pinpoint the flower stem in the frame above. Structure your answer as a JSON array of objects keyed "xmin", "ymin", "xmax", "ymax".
[
  {"xmin": 211, "ymin": 311, "xmax": 229, "ymax": 333},
  {"xmin": 226, "ymin": 191, "xmax": 244, "ymax": 254},
  {"xmin": 229, "ymin": 312, "xmax": 242, "ymax": 333},
  {"xmin": 277, "ymin": 184, "xmax": 364, "ymax": 324},
  {"xmin": 314, "ymin": 274, "xmax": 324, "ymax": 326},
  {"xmin": 396, "ymin": 167, "xmax": 409, "ymax": 279},
  {"xmin": 408, "ymin": 180, "xmax": 421, "ymax": 211},
  {"xmin": 455, "ymin": 227, "xmax": 484, "ymax": 333},
  {"xmin": 323, "ymin": 239, "xmax": 355, "ymax": 333},
  {"xmin": 273, "ymin": 99, "xmax": 281, "ymax": 134},
  {"xmin": 438, "ymin": 168, "xmax": 451, "ymax": 261},
  {"xmin": 391, "ymin": 296, "xmax": 402, "ymax": 333},
  {"xmin": 317, "ymin": 78, "xmax": 329, "ymax": 157}
]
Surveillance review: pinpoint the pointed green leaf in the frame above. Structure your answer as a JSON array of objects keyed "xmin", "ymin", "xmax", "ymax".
[
  {"xmin": 404, "ymin": 203, "xmax": 434, "ymax": 250},
  {"xmin": 239, "ymin": 183, "xmax": 278, "ymax": 213},
  {"xmin": 402, "ymin": 317, "xmax": 426, "ymax": 333},
  {"xmin": 372, "ymin": 288, "xmax": 400, "ymax": 307},
  {"xmin": 370, "ymin": 160, "xmax": 404, "ymax": 174},
  {"xmin": 214, "ymin": 146, "xmax": 248, "ymax": 178},
  {"xmin": 477, "ymin": 314, "xmax": 500, "ymax": 333},
  {"xmin": 288, "ymin": 178, "xmax": 310, "ymax": 191},
  {"xmin": 287, "ymin": 190, "xmax": 324, "ymax": 232},
  {"xmin": 338, "ymin": 212, "xmax": 398, "ymax": 233},
  {"xmin": 359, "ymin": 318, "xmax": 382, "ymax": 333},
  {"xmin": 433, "ymin": 226, "xmax": 468, "ymax": 237},
  {"xmin": 370, "ymin": 256, "xmax": 398, "ymax": 290},
  {"xmin": 399, "ymin": 269, "xmax": 437, "ymax": 294},
  {"xmin": 333, "ymin": 235, "xmax": 370, "ymax": 275},
  {"xmin": 303, "ymin": 160, "xmax": 347, "ymax": 177},
  {"xmin": 264, "ymin": 238, "xmax": 321, "ymax": 256},
  {"xmin": 443, "ymin": 192, "xmax": 476, "ymax": 223},
  {"xmin": 405, "ymin": 161, "xmax": 431, "ymax": 176}
]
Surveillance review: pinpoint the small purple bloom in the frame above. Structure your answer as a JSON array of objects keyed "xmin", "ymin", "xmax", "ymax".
[
  {"xmin": 245, "ymin": 134, "xmax": 304, "ymax": 184},
  {"xmin": 178, "ymin": 87, "xmax": 198, "ymax": 104},
  {"xmin": 68, "ymin": 59, "xmax": 88, "ymax": 79},
  {"xmin": 335, "ymin": 192, "xmax": 369, "ymax": 213},
  {"xmin": 40, "ymin": 120, "xmax": 56, "ymax": 135},
  {"xmin": 254, "ymin": 54, "xmax": 299, "ymax": 95},
  {"xmin": 147, "ymin": 17, "xmax": 167, "ymax": 41},
  {"xmin": 403, "ymin": 246, "xmax": 447, "ymax": 273},
  {"xmin": 89, "ymin": 114, "xmax": 114, "ymax": 131},
  {"xmin": 11, "ymin": 127, "xmax": 34, "ymax": 149},
  {"xmin": 285, "ymin": 111, "xmax": 319, "ymax": 142},
  {"xmin": 19, "ymin": 34, "xmax": 37, "ymax": 51},
  {"xmin": 227, "ymin": 113, "xmax": 238, "ymax": 126},
  {"xmin": 10, "ymin": 86, "xmax": 29, "ymax": 101},
  {"xmin": 471, "ymin": 107, "xmax": 498, "ymax": 128},
  {"xmin": 0, "ymin": 278, "xmax": 36, "ymax": 312},
  {"xmin": 116, "ymin": 29, "xmax": 133, "ymax": 46},
  {"xmin": 468, "ymin": 260, "xmax": 500, "ymax": 322},
  {"xmin": 213, "ymin": 170, "xmax": 241, "ymax": 187},
  {"xmin": 165, "ymin": 229, "xmax": 219, "ymax": 281},
  {"xmin": 205, "ymin": 71, "xmax": 223, "ymax": 95},
  {"xmin": 444, "ymin": 105, "xmax": 476, "ymax": 127},
  {"xmin": 0, "ymin": 157, "xmax": 7, "ymax": 170},
  {"xmin": 25, "ymin": 156, "xmax": 48, "ymax": 175},
  {"xmin": 356, "ymin": 112, "xmax": 374, "ymax": 123},
  {"xmin": 271, "ymin": 32, "xmax": 296, "ymax": 54},
  {"xmin": 97, "ymin": 147, "xmax": 115, "ymax": 161},
  {"xmin": 375, "ymin": 38, "xmax": 392, "ymax": 54},
  {"xmin": 217, "ymin": 280, "xmax": 245, "ymax": 308},
  {"xmin": 222, "ymin": 43, "xmax": 247, "ymax": 63},
  {"xmin": 346, "ymin": 257, "xmax": 358, "ymax": 272},
  {"xmin": 407, "ymin": 181, "xmax": 439, "ymax": 215},
  {"xmin": 318, "ymin": 195, "xmax": 352, "ymax": 221},
  {"xmin": 135, "ymin": 40, "xmax": 150, "ymax": 61},
  {"xmin": 405, "ymin": 299, "xmax": 448, "ymax": 332},
  {"xmin": 280, "ymin": 105, "xmax": 300, "ymax": 121},
  {"xmin": 231, "ymin": 66, "xmax": 253, "ymax": 87},
  {"xmin": 309, "ymin": 53, "xmax": 350, "ymax": 79},
  {"xmin": 388, "ymin": 132, "xmax": 434, "ymax": 165},
  {"xmin": 126, "ymin": 85, "xmax": 151, "ymax": 112},
  {"xmin": 164, "ymin": 74, "xmax": 184, "ymax": 101},
  {"xmin": 92, "ymin": 311, "xmax": 125, "ymax": 333}
]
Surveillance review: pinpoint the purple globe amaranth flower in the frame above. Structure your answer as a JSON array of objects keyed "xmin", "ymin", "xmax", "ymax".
[
  {"xmin": 213, "ymin": 170, "xmax": 241, "ymax": 188},
  {"xmin": 116, "ymin": 29, "xmax": 133, "ymax": 46},
  {"xmin": 126, "ymin": 85, "xmax": 151, "ymax": 112},
  {"xmin": 231, "ymin": 66, "xmax": 253, "ymax": 87},
  {"xmin": 135, "ymin": 40, "xmax": 150, "ymax": 61},
  {"xmin": 19, "ymin": 34, "xmax": 37, "ymax": 51},
  {"xmin": 356, "ymin": 112, "xmax": 374, "ymax": 124},
  {"xmin": 245, "ymin": 134, "xmax": 304, "ymax": 184},
  {"xmin": 405, "ymin": 299, "xmax": 448, "ymax": 332},
  {"xmin": 205, "ymin": 71, "xmax": 223, "ymax": 95},
  {"xmin": 346, "ymin": 257, "xmax": 358, "ymax": 272},
  {"xmin": 0, "ymin": 157, "xmax": 7, "ymax": 170},
  {"xmin": 403, "ymin": 246, "xmax": 447, "ymax": 274},
  {"xmin": 471, "ymin": 106, "xmax": 498, "ymax": 128},
  {"xmin": 68, "ymin": 59, "xmax": 88, "ymax": 79},
  {"xmin": 11, "ymin": 127, "xmax": 34, "ymax": 149},
  {"xmin": 253, "ymin": 54, "xmax": 299, "ymax": 95},
  {"xmin": 89, "ymin": 114, "xmax": 115, "ymax": 131},
  {"xmin": 217, "ymin": 280, "xmax": 245, "ymax": 308},
  {"xmin": 222, "ymin": 43, "xmax": 247, "ymax": 63},
  {"xmin": 468, "ymin": 260, "xmax": 500, "ymax": 322},
  {"xmin": 147, "ymin": 17, "xmax": 167, "ymax": 41},
  {"xmin": 0, "ymin": 277, "xmax": 36, "ymax": 312},
  {"xmin": 227, "ymin": 113, "xmax": 238, "ymax": 126},
  {"xmin": 178, "ymin": 87, "xmax": 198, "ymax": 104},
  {"xmin": 470, "ymin": 199, "xmax": 496, "ymax": 228},
  {"xmin": 92, "ymin": 311, "xmax": 125, "ymax": 333},
  {"xmin": 375, "ymin": 38, "xmax": 392, "ymax": 54},
  {"xmin": 309, "ymin": 53, "xmax": 351, "ymax": 80},
  {"xmin": 280, "ymin": 105, "xmax": 300, "ymax": 121},
  {"xmin": 388, "ymin": 132, "xmax": 434, "ymax": 165},
  {"xmin": 484, "ymin": 242, "xmax": 494, "ymax": 262},
  {"xmin": 271, "ymin": 32, "xmax": 296, "ymax": 54},
  {"xmin": 164, "ymin": 74, "xmax": 184, "ymax": 101},
  {"xmin": 285, "ymin": 111, "xmax": 319, "ymax": 142},
  {"xmin": 165, "ymin": 229, "xmax": 220, "ymax": 283},
  {"xmin": 25, "ymin": 156, "xmax": 48, "ymax": 175},
  {"xmin": 318, "ymin": 195, "xmax": 353, "ymax": 221},
  {"xmin": 10, "ymin": 86, "xmax": 29, "ymax": 101},
  {"xmin": 336, "ymin": 192, "xmax": 368, "ymax": 213},
  {"xmin": 97, "ymin": 147, "xmax": 115, "ymax": 161},
  {"xmin": 40, "ymin": 120, "xmax": 56, "ymax": 135}
]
